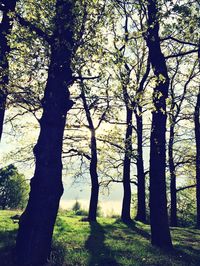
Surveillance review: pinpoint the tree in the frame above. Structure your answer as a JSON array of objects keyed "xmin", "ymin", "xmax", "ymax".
[
  {"xmin": 0, "ymin": 0, "xmax": 18, "ymax": 140},
  {"xmin": 100, "ymin": 0, "xmax": 150, "ymax": 223},
  {"xmin": 72, "ymin": 199, "xmax": 81, "ymax": 212},
  {"xmin": 167, "ymin": 57, "xmax": 198, "ymax": 226},
  {"xmin": 161, "ymin": 0, "xmax": 199, "ymax": 228},
  {"xmin": 145, "ymin": 0, "xmax": 172, "ymax": 248},
  {"xmin": 80, "ymin": 82, "xmax": 100, "ymax": 222},
  {"xmin": 0, "ymin": 164, "xmax": 28, "ymax": 210},
  {"xmin": 16, "ymin": 0, "xmax": 76, "ymax": 265},
  {"xmin": 194, "ymin": 42, "xmax": 200, "ymax": 228}
]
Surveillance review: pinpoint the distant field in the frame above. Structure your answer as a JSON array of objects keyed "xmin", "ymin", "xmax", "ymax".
[{"xmin": 0, "ymin": 210, "xmax": 200, "ymax": 265}]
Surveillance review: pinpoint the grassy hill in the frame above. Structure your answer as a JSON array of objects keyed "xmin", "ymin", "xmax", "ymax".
[{"xmin": 0, "ymin": 210, "xmax": 200, "ymax": 265}]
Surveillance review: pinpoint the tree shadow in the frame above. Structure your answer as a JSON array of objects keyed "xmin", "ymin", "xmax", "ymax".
[
  {"xmin": 121, "ymin": 220, "xmax": 151, "ymax": 240},
  {"xmin": 85, "ymin": 222, "xmax": 121, "ymax": 266},
  {"xmin": 0, "ymin": 229, "xmax": 17, "ymax": 266}
]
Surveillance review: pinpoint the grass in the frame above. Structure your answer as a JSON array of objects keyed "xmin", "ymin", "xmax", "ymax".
[{"xmin": 1, "ymin": 210, "xmax": 200, "ymax": 265}]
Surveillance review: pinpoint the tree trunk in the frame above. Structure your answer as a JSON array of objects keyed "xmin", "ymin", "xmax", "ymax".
[
  {"xmin": 169, "ymin": 124, "xmax": 177, "ymax": 227},
  {"xmin": 16, "ymin": 1, "xmax": 75, "ymax": 265},
  {"xmin": 146, "ymin": 0, "xmax": 172, "ymax": 248},
  {"xmin": 195, "ymin": 89, "xmax": 200, "ymax": 228},
  {"xmin": 135, "ymin": 108, "xmax": 146, "ymax": 223},
  {"xmin": 88, "ymin": 130, "xmax": 99, "ymax": 221},
  {"xmin": 80, "ymin": 87, "xmax": 99, "ymax": 222},
  {"xmin": 0, "ymin": 1, "xmax": 18, "ymax": 140},
  {"xmin": 121, "ymin": 107, "xmax": 133, "ymax": 222}
]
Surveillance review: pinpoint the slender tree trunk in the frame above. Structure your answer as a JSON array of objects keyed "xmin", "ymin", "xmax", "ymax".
[
  {"xmin": 195, "ymin": 89, "xmax": 200, "ymax": 228},
  {"xmin": 88, "ymin": 130, "xmax": 99, "ymax": 221},
  {"xmin": 195, "ymin": 42, "xmax": 200, "ymax": 229},
  {"xmin": 135, "ymin": 108, "xmax": 146, "ymax": 223},
  {"xmin": 121, "ymin": 107, "xmax": 133, "ymax": 222},
  {"xmin": 146, "ymin": 0, "xmax": 172, "ymax": 248},
  {"xmin": 80, "ymin": 87, "xmax": 99, "ymax": 222},
  {"xmin": 16, "ymin": 1, "xmax": 75, "ymax": 265},
  {"xmin": 169, "ymin": 124, "xmax": 177, "ymax": 227},
  {"xmin": 0, "ymin": 1, "xmax": 18, "ymax": 140}
]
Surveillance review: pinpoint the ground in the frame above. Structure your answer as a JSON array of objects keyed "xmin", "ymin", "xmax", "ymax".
[{"xmin": 0, "ymin": 210, "xmax": 200, "ymax": 265}]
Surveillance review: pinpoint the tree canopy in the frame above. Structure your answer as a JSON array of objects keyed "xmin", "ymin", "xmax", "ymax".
[{"xmin": 0, "ymin": 164, "xmax": 29, "ymax": 210}]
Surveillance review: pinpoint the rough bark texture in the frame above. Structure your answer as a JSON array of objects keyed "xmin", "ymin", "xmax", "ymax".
[
  {"xmin": 195, "ymin": 90, "xmax": 200, "ymax": 228},
  {"xmin": 121, "ymin": 105, "xmax": 133, "ymax": 223},
  {"xmin": 146, "ymin": 0, "xmax": 172, "ymax": 248},
  {"xmin": 169, "ymin": 123, "xmax": 177, "ymax": 227},
  {"xmin": 81, "ymin": 88, "xmax": 99, "ymax": 222},
  {"xmin": 0, "ymin": 1, "xmax": 17, "ymax": 140},
  {"xmin": 135, "ymin": 108, "xmax": 146, "ymax": 223},
  {"xmin": 16, "ymin": 1, "xmax": 75, "ymax": 265}
]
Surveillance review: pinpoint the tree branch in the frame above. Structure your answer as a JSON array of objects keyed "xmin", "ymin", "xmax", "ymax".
[
  {"xmin": 176, "ymin": 184, "xmax": 196, "ymax": 193},
  {"xmin": 165, "ymin": 49, "xmax": 198, "ymax": 59},
  {"xmin": 63, "ymin": 148, "xmax": 91, "ymax": 161},
  {"xmin": 15, "ymin": 14, "xmax": 51, "ymax": 44},
  {"xmin": 161, "ymin": 36, "xmax": 198, "ymax": 47}
]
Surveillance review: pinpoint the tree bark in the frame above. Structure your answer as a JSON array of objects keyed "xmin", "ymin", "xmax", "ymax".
[
  {"xmin": 0, "ymin": 0, "xmax": 18, "ymax": 140},
  {"xmin": 16, "ymin": 1, "xmax": 75, "ymax": 265},
  {"xmin": 88, "ymin": 130, "xmax": 99, "ymax": 221},
  {"xmin": 146, "ymin": 0, "xmax": 172, "ymax": 248},
  {"xmin": 121, "ymin": 106, "xmax": 133, "ymax": 222},
  {"xmin": 135, "ymin": 108, "xmax": 146, "ymax": 223},
  {"xmin": 169, "ymin": 123, "xmax": 177, "ymax": 227},
  {"xmin": 80, "ymin": 87, "xmax": 99, "ymax": 222},
  {"xmin": 195, "ymin": 42, "xmax": 200, "ymax": 228},
  {"xmin": 195, "ymin": 91, "xmax": 200, "ymax": 228}
]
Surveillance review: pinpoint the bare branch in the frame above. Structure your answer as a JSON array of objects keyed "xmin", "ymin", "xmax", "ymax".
[{"xmin": 176, "ymin": 184, "xmax": 196, "ymax": 193}]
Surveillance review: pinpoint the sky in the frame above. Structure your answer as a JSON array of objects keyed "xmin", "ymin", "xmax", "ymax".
[
  {"xmin": 0, "ymin": 124, "xmax": 149, "ymax": 216},
  {"xmin": 0, "ymin": 117, "xmax": 126, "ymax": 215}
]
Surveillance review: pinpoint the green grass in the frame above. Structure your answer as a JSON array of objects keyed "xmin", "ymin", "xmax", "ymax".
[{"xmin": 1, "ymin": 210, "xmax": 200, "ymax": 265}]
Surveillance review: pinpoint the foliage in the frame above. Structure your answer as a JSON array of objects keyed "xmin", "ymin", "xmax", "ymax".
[
  {"xmin": 0, "ymin": 0, "xmax": 200, "ymax": 257},
  {"xmin": 177, "ymin": 188, "xmax": 196, "ymax": 227},
  {"xmin": 0, "ymin": 165, "xmax": 29, "ymax": 210},
  {"xmin": 72, "ymin": 200, "xmax": 81, "ymax": 212}
]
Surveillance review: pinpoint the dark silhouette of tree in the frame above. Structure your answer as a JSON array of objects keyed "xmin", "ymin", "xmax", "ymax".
[
  {"xmin": 146, "ymin": 0, "xmax": 172, "ymax": 248},
  {"xmin": 101, "ymin": 1, "xmax": 150, "ymax": 223},
  {"xmin": 0, "ymin": 0, "xmax": 18, "ymax": 140},
  {"xmin": 80, "ymin": 83, "xmax": 99, "ymax": 222},
  {"xmin": 195, "ymin": 88, "xmax": 200, "ymax": 228},
  {"xmin": 195, "ymin": 41, "xmax": 200, "ymax": 228},
  {"xmin": 134, "ymin": 57, "xmax": 150, "ymax": 223},
  {"xmin": 168, "ymin": 58, "xmax": 198, "ymax": 227},
  {"xmin": 121, "ymin": 80, "xmax": 133, "ymax": 222},
  {"xmin": 16, "ymin": 0, "xmax": 75, "ymax": 265}
]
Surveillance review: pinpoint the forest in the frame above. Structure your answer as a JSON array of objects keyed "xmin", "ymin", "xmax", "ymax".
[{"xmin": 0, "ymin": 0, "xmax": 200, "ymax": 265}]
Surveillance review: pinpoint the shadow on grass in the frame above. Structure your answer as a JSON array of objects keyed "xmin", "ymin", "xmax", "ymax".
[
  {"xmin": 0, "ymin": 229, "xmax": 17, "ymax": 266},
  {"xmin": 123, "ymin": 220, "xmax": 151, "ymax": 240},
  {"xmin": 116, "ymin": 220, "xmax": 200, "ymax": 265},
  {"xmin": 85, "ymin": 222, "xmax": 121, "ymax": 266},
  {"xmin": 50, "ymin": 239, "xmax": 67, "ymax": 266}
]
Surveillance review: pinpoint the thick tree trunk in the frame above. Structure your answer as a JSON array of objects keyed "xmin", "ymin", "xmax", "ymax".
[
  {"xmin": 135, "ymin": 109, "xmax": 146, "ymax": 223},
  {"xmin": 121, "ymin": 107, "xmax": 133, "ymax": 222},
  {"xmin": 195, "ymin": 89, "xmax": 200, "ymax": 228},
  {"xmin": 0, "ymin": 1, "xmax": 18, "ymax": 140},
  {"xmin": 88, "ymin": 130, "xmax": 99, "ymax": 221},
  {"xmin": 146, "ymin": 0, "xmax": 172, "ymax": 248},
  {"xmin": 169, "ymin": 124, "xmax": 177, "ymax": 227},
  {"xmin": 16, "ymin": 1, "xmax": 75, "ymax": 265}
]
